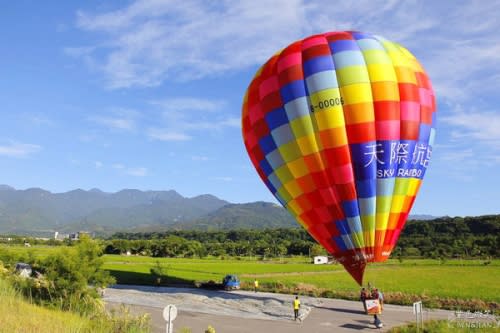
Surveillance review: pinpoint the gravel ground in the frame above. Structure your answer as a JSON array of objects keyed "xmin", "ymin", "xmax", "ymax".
[
  {"xmin": 104, "ymin": 285, "xmax": 455, "ymax": 332},
  {"xmin": 104, "ymin": 285, "xmax": 318, "ymax": 321}
]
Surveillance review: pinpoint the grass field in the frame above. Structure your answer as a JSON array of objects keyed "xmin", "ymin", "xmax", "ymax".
[
  {"xmin": 100, "ymin": 255, "xmax": 500, "ymax": 303},
  {"xmin": 0, "ymin": 244, "xmax": 64, "ymax": 258},
  {"xmin": 2, "ymin": 244, "xmax": 499, "ymax": 310}
]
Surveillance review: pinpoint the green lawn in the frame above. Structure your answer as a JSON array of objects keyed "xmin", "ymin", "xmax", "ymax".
[
  {"xmin": 100, "ymin": 255, "xmax": 500, "ymax": 303},
  {"xmin": 0, "ymin": 244, "xmax": 65, "ymax": 258},
  {"xmin": 2, "ymin": 245, "xmax": 499, "ymax": 305}
]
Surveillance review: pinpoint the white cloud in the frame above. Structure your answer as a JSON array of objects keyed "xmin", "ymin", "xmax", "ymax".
[
  {"xmin": 79, "ymin": 134, "xmax": 96, "ymax": 142},
  {"xmin": 92, "ymin": 116, "xmax": 135, "ymax": 130},
  {"xmin": 64, "ymin": 46, "xmax": 95, "ymax": 57},
  {"xmin": 0, "ymin": 142, "xmax": 42, "ymax": 158},
  {"xmin": 125, "ymin": 167, "xmax": 148, "ymax": 177},
  {"xmin": 443, "ymin": 111, "xmax": 500, "ymax": 146},
  {"xmin": 147, "ymin": 128, "xmax": 192, "ymax": 141},
  {"xmin": 219, "ymin": 117, "xmax": 240, "ymax": 128},
  {"xmin": 69, "ymin": 0, "xmax": 500, "ymax": 125},
  {"xmin": 70, "ymin": 0, "xmax": 308, "ymax": 88},
  {"xmin": 22, "ymin": 114, "xmax": 54, "ymax": 127},
  {"xmin": 75, "ymin": 160, "xmax": 148, "ymax": 176},
  {"xmin": 182, "ymin": 117, "xmax": 240, "ymax": 131},
  {"xmin": 150, "ymin": 98, "xmax": 226, "ymax": 113},
  {"xmin": 437, "ymin": 148, "xmax": 475, "ymax": 163},
  {"xmin": 212, "ymin": 176, "xmax": 233, "ymax": 182},
  {"xmin": 89, "ymin": 108, "xmax": 139, "ymax": 131},
  {"xmin": 431, "ymin": 105, "xmax": 500, "ymax": 182},
  {"xmin": 63, "ymin": 46, "xmax": 98, "ymax": 69},
  {"xmin": 111, "ymin": 163, "xmax": 148, "ymax": 176},
  {"xmin": 440, "ymin": 105, "xmax": 500, "ymax": 160},
  {"xmin": 147, "ymin": 97, "xmax": 237, "ymax": 141},
  {"xmin": 191, "ymin": 155, "xmax": 209, "ymax": 161}
]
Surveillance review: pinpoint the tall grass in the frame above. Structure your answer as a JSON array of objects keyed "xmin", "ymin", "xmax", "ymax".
[
  {"xmin": 0, "ymin": 277, "xmax": 94, "ymax": 333},
  {"xmin": 388, "ymin": 320, "xmax": 499, "ymax": 333},
  {"xmin": 0, "ymin": 277, "xmax": 151, "ymax": 333}
]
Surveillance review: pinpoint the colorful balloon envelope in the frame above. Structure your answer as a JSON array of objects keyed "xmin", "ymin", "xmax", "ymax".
[{"xmin": 241, "ymin": 31, "xmax": 436, "ymax": 284}]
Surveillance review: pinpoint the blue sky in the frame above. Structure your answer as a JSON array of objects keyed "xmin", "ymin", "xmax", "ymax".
[{"xmin": 1, "ymin": 1, "xmax": 499, "ymax": 217}]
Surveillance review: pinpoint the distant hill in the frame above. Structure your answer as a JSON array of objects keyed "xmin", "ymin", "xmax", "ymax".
[
  {"xmin": 0, "ymin": 186, "xmax": 229, "ymax": 235},
  {"xmin": 0, "ymin": 185, "xmax": 437, "ymax": 236},
  {"xmin": 170, "ymin": 202, "xmax": 297, "ymax": 230}
]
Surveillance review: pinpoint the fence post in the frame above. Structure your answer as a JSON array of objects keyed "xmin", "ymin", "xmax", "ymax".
[{"xmin": 413, "ymin": 301, "xmax": 423, "ymax": 332}]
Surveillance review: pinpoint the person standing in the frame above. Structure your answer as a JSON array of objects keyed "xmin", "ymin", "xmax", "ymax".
[
  {"xmin": 293, "ymin": 296, "xmax": 301, "ymax": 321},
  {"xmin": 375, "ymin": 289, "xmax": 384, "ymax": 328},
  {"xmin": 254, "ymin": 279, "xmax": 259, "ymax": 292},
  {"xmin": 360, "ymin": 287, "xmax": 368, "ymax": 312},
  {"xmin": 377, "ymin": 289, "xmax": 384, "ymax": 311},
  {"xmin": 371, "ymin": 288, "xmax": 382, "ymax": 326}
]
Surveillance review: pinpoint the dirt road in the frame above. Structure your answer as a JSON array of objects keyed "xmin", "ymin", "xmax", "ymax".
[{"xmin": 104, "ymin": 285, "xmax": 453, "ymax": 332}]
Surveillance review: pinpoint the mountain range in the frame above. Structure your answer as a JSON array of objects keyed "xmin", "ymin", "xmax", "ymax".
[{"xmin": 0, "ymin": 185, "xmax": 434, "ymax": 236}]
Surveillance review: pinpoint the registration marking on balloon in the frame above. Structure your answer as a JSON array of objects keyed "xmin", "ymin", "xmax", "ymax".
[
  {"xmin": 242, "ymin": 31, "xmax": 436, "ymax": 284},
  {"xmin": 309, "ymin": 97, "xmax": 345, "ymax": 112}
]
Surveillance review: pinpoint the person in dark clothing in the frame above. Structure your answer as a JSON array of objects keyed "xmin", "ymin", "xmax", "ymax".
[
  {"xmin": 371, "ymin": 288, "xmax": 383, "ymax": 328},
  {"xmin": 360, "ymin": 287, "xmax": 369, "ymax": 312}
]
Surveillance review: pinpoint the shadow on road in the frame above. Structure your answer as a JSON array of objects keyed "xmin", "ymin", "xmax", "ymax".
[
  {"xmin": 107, "ymin": 270, "xmax": 195, "ymax": 286},
  {"xmin": 313, "ymin": 306, "xmax": 366, "ymax": 315},
  {"xmin": 340, "ymin": 323, "xmax": 377, "ymax": 330},
  {"xmin": 108, "ymin": 284, "xmax": 293, "ymax": 305}
]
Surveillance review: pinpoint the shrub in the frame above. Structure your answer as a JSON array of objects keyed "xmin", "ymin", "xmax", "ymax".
[
  {"xmin": 9, "ymin": 235, "xmax": 115, "ymax": 315},
  {"xmin": 150, "ymin": 261, "xmax": 170, "ymax": 286},
  {"xmin": 205, "ymin": 325, "xmax": 216, "ymax": 333},
  {"xmin": 107, "ymin": 304, "xmax": 151, "ymax": 332}
]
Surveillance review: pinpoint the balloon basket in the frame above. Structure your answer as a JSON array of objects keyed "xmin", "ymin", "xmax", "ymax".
[{"xmin": 364, "ymin": 299, "xmax": 382, "ymax": 315}]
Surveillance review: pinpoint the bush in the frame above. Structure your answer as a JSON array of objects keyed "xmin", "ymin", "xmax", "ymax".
[
  {"xmin": 150, "ymin": 261, "xmax": 170, "ymax": 286},
  {"xmin": 107, "ymin": 304, "xmax": 151, "ymax": 332},
  {"xmin": 9, "ymin": 235, "xmax": 115, "ymax": 315},
  {"xmin": 205, "ymin": 325, "xmax": 216, "ymax": 333}
]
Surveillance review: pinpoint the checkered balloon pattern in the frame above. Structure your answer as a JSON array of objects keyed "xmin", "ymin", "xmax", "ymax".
[{"xmin": 242, "ymin": 31, "xmax": 436, "ymax": 284}]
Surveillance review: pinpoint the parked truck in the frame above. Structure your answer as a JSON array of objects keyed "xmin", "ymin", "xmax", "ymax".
[{"xmin": 197, "ymin": 274, "xmax": 240, "ymax": 291}]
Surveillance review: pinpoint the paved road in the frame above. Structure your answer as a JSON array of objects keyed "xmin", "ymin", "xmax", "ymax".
[{"xmin": 105, "ymin": 285, "xmax": 453, "ymax": 333}]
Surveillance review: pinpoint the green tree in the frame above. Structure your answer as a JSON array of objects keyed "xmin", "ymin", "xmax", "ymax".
[
  {"xmin": 310, "ymin": 244, "xmax": 327, "ymax": 257},
  {"xmin": 150, "ymin": 260, "xmax": 170, "ymax": 285},
  {"xmin": 15, "ymin": 235, "xmax": 115, "ymax": 314},
  {"xmin": 74, "ymin": 235, "xmax": 114, "ymax": 289}
]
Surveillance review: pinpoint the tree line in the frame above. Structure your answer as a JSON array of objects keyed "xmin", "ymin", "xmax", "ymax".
[{"xmin": 104, "ymin": 215, "xmax": 499, "ymax": 259}]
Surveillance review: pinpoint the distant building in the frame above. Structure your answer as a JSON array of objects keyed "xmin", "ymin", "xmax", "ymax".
[
  {"xmin": 54, "ymin": 232, "xmax": 70, "ymax": 240},
  {"xmin": 69, "ymin": 231, "xmax": 93, "ymax": 241},
  {"xmin": 313, "ymin": 256, "xmax": 328, "ymax": 264}
]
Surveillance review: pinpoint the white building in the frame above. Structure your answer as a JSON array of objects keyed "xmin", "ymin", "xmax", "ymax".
[{"xmin": 313, "ymin": 255, "xmax": 329, "ymax": 264}]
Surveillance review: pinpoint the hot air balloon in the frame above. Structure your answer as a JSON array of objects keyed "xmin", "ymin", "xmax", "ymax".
[{"xmin": 241, "ymin": 31, "xmax": 436, "ymax": 285}]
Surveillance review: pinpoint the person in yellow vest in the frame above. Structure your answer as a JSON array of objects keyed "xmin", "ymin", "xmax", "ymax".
[
  {"xmin": 293, "ymin": 296, "xmax": 301, "ymax": 321},
  {"xmin": 254, "ymin": 279, "xmax": 259, "ymax": 292}
]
